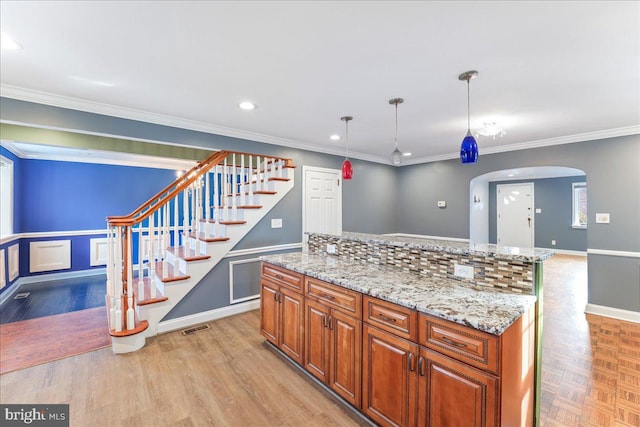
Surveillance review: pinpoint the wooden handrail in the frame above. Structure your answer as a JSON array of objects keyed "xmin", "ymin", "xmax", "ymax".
[{"xmin": 106, "ymin": 150, "xmax": 292, "ymax": 227}]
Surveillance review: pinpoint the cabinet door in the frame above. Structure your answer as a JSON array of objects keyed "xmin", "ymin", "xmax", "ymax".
[
  {"xmin": 305, "ymin": 298, "xmax": 330, "ymax": 383},
  {"xmin": 363, "ymin": 324, "xmax": 418, "ymax": 427},
  {"xmin": 279, "ymin": 286, "xmax": 305, "ymax": 365},
  {"xmin": 260, "ymin": 280, "xmax": 279, "ymax": 345},
  {"xmin": 418, "ymin": 348, "xmax": 499, "ymax": 427},
  {"xmin": 330, "ymin": 310, "xmax": 362, "ymax": 408}
]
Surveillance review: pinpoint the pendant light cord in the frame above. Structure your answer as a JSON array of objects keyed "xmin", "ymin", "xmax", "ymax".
[
  {"xmin": 394, "ymin": 102, "xmax": 399, "ymax": 149},
  {"xmin": 467, "ymin": 79, "xmax": 471, "ymax": 131},
  {"xmin": 346, "ymin": 120, "xmax": 350, "ymax": 158}
]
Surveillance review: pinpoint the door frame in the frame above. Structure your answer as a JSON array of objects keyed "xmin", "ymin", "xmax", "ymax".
[
  {"xmin": 301, "ymin": 165, "xmax": 343, "ymax": 246},
  {"xmin": 496, "ymin": 182, "xmax": 535, "ymax": 248}
]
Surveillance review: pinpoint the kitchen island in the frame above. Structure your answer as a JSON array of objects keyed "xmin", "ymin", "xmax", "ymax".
[{"xmin": 260, "ymin": 233, "xmax": 552, "ymax": 427}]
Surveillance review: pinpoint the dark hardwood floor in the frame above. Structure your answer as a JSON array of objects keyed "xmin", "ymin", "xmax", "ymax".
[{"xmin": 0, "ymin": 274, "xmax": 106, "ymax": 324}]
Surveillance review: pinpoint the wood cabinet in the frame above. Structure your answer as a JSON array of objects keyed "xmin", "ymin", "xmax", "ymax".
[
  {"xmin": 260, "ymin": 263, "xmax": 535, "ymax": 427},
  {"xmin": 305, "ymin": 280, "xmax": 362, "ymax": 407},
  {"xmin": 260, "ymin": 264, "xmax": 305, "ymax": 365},
  {"xmin": 417, "ymin": 348, "xmax": 498, "ymax": 427},
  {"xmin": 362, "ymin": 324, "xmax": 418, "ymax": 427}
]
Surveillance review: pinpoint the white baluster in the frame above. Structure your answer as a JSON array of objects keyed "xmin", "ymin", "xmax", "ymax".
[
  {"xmin": 248, "ymin": 155, "xmax": 254, "ymax": 204},
  {"xmin": 240, "ymin": 154, "xmax": 246, "ymax": 206},
  {"xmin": 257, "ymin": 156, "xmax": 263, "ymax": 192},
  {"xmin": 213, "ymin": 165, "xmax": 219, "ymax": 236},
  {"xmin": 163, "ymin": 204, "xmax": 169, "ymax": 278},
  {"xmin": 205, "ymin": 171, "xmax": 211, "ymax": 236},
  {"xmin": 149, "ymin": 212, "xmax": 155, "ymax": 273},
  {"xmin": 182, "ymin": 188, "xmax": 188, "ymax": 246},
  {"xmin": 114, "ymin": 227, "xmax": 123, "ymax": 332},
  {"xmin": 126, "ymin": 227, "xmax": 135, "ymax": 330},
  {"xmin": 223, "ymin": 159, "xmax": 228, "ymax": 222},
  {"xmin": 137, "ymin": 222, "xmax": 144, "ymax": 280},
  {"xmin": 107, "ymin": 226, "xmax": 116, "ymax": 329},
  {"xmin": 173, "ymin": 195, "xmax": 178, "ymax": 249},
  {"xmin": 232, "ymin": 153, "xmax": 237, "ymax": 221}
]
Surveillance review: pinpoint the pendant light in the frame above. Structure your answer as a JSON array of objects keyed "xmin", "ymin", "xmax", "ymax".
[
  {"xmin": 458, "ymin": 70, "xmax": 479, "ymax": 164},
  {"xmin": 340, "ymin": 116, "xmax": 353, "ymax": 180},
  {"xmin": 389, "ymin": 98, "xmax": 404, "ymax": 166}
]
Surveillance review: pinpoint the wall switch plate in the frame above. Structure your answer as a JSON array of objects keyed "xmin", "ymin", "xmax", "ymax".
[
  {"xmin": 535, "ymin": 208, "xmax": 542, "ymax": 214},
  {"xmin": 271, "ymin": 218, "xmax": 283, "ymax": 228},
  {"xmin": 454, "ymin": 264, "xmax": 474, "ymax": 279},
  {"xmin": 437, "ymin": 201, "xmax": 447, "ymax": 208},
  {"xmin": 551, "ymin": 240, "xmax": 556, "ymax": 246},
  {"xmin": 326, "ymin": 244, "xmax": 336, "ymax": 254},
  {"xmin": 595, "ymin": 213, "xmax": 610, "ymax": 224}
]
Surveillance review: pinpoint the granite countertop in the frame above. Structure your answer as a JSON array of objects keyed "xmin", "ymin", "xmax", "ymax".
[
  {"xmin": 309, "ymin": 231, "xmax": 554, "ymax": 262},
  {"xmin": 261, "ymin": 252, "xmax": 537, "ymax": 336}
]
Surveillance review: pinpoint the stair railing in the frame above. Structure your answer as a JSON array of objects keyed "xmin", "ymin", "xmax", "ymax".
[{"xmin": 105, "ymin": 150, "xmax": 293, "ymax": 333}]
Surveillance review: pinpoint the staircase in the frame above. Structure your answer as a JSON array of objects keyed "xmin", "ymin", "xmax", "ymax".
[{"xmin": 106, "ymin": 150, "xmax": 295, "ymax": 353}]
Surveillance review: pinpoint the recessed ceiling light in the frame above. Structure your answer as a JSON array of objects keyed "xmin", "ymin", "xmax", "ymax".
[
  {"xmin": 1, "ymin": 32, "xmax": 23, "ymax": 50},
  {"xmin": 330, "ymin": 134, "xmax": 341, "ymax": 141},
  {"xmin": 239, "ymin": 101, "xmax": 256, "ymax": 111},
  {"xmin": 403, "ymin": 152, "xmax": 412, "ymax": 157},
  {"xmin": 508, "ymin": 173, "xmax": 515, "ymax": 177}
]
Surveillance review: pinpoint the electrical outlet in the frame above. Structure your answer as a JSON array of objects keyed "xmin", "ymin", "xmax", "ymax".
[
  {"xmin": 535, "ymin": 208, "xmax": 542, "ymax": 214},
  {"xmin": 454, "ymin": 264, "xmax": 474, "ymax": 279},
  {"xmin": 551, "ymin": 240, "xmax": 556, "ymax": 246},
  {"xmin": 437, "ymin": 201, "xmax": 447, "ymax": 208},
  {"xmin": 326, "ymin": 244, "xmax": 336, "ymax": 254},
  {"xmin": 595, "ymin": 213, "xmax": 610, "ymax": 224},
  {"xmin": 271, "ymin": 218, "xmax": 283, "ymax": 228}
]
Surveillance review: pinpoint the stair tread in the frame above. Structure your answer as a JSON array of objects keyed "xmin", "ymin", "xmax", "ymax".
[
  {"xmin": 227, "ymin": 190, "xmax": 276, "ymax": 196},
  {"xmin": 167, "ymin": 246, "xmax": 212, "ymax": 261},
  {"xmin": 219, "ymin": 220, "xmax": 247, "ymax": 225},
  {"xmin": 134, "ymin": 276, "xmax": 169, "ymax": 306},
  {"xmin": 154, "ymin": 261, "xmax": 190, "ymax": 283},
  {"xmin": 188, "ymin": 232, "xmax": 230, "ymax": 242},
  {"xmin": 209, "ymin": 205, "xmax": 263, "ymax": 209}
]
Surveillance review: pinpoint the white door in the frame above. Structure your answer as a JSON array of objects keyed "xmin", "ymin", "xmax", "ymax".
[
  {"xmin": 497, "ymin": 183, "xmax": 534, "ymax": 248},
  {"xmin": 303, "ymin": 166, "xmax": 342, "ymax": 240}
]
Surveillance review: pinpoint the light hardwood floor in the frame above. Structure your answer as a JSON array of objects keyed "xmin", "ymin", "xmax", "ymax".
[{"xmin": 0, "ymin": 255, "xmax": 638, "ymax": 426}]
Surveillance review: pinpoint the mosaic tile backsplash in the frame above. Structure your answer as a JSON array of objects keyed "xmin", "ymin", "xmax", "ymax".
[{"xmin": 307, "ymin": 232, "xmax": 551, "ymax": 294}]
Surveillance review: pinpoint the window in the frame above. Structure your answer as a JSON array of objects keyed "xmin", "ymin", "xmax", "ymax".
[
  {"xmin": 0, "ymin": 155, "xmax": 13, "ymax": 237},
  {"xmin": 572, "ymin": 182, "xmax": 587, "ymax": 228}
]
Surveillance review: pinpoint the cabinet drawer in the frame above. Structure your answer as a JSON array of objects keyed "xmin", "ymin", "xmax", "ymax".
[
  {"xmin": 363, "ymin": 296, "xmax": 417, "ymax": 341},
  {"xmin": 305, "ymin": 277, "xmax": 361, "ymax": 318},
  {"xmin": 419, "ymin": 314, "xmax": 499, "ymax": 374},
  {"xmin": 261, "ymin": 263, "xmax": 304, "ymax": 293}
]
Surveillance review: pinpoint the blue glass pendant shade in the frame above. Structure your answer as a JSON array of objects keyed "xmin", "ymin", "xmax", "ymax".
[{"xmin": 460, "ymin": 130, "xmax": 478, "ymax": 164}]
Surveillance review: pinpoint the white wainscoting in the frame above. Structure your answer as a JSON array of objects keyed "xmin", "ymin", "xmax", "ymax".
[
  {"xmin": 8, "ymin": 244, "xmax": 19, "ymax": 281},
  {"xmin": 229, "ymin": 257, "xmax": 261, "ymax": 304},
  {"xmin": 29, "ymin": 240, "xmax": 71, "ymax": 273},
  {"xmin": 0, "ymin": 249, "xmax": 5, "ymax": 289},
  {"xmin": 90, "ymin": 237, "xmax": 108, "ymax": 266}
]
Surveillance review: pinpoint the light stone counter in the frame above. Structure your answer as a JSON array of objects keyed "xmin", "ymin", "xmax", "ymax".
[
  {"xmin": 311, "ymin": 231, "xmax": 554, "ymax": 262},
  {"xmin": 261, "ymin": 252, "xmax": 537, "ymax": 336}
]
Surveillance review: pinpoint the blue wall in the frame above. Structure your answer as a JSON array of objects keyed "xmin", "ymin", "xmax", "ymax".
[{"xmin": 0, "ymin": 150, "xmax": 179, "ymax": 295}]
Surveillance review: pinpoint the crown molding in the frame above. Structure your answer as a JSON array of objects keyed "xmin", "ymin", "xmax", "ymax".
[
  {"xmin": 3, "ymin": 84, "xmax": 638, "ymax": 168},
  {"xmin": 1, "ymin": 84, "xmax": 389, "ymax": 165}
]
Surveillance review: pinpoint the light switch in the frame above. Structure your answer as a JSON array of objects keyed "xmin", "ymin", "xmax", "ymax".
[
  {"xmin": 535, "ymin": 208, "xmax": 542, "ymax": 214},
  {"xmin": 326, "ymin": 244, "xmax": 336, "ymax": 254},
  {"xmin": 271, "ymin": 218, "xmax": 283, "ymax": 228},
  {"xmin": 437, "ymin": 201, "xmax": 447, "ymax": 208},
  {"xmin": 595, "ymin": 213, "xmax": 610, "ymax": 224}
]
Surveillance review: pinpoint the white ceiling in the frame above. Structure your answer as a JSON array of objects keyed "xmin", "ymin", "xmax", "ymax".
[{"xmin": 1, "ymin": 1, "xmax": 639, "ymax": 165}]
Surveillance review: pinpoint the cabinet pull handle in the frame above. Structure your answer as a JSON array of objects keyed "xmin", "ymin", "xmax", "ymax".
[
  {"xmin": 408, "ymin": 352, "xmax": 415, "ymax": 372},
  {"xmin": 441, "ymin": 336, "xmax": 467, "ymax": 348},
  {"xmin": 377, "ymin": 313, "xmax": 397, "ymax": 323},
  {"xmin": 321, "ymin": 293, "xmax": 335, "ymax": 300},
  {"xmin": 418, "ymin": 356, "xmax": 425, "ymax": 376},
  {"xmin": 275, "ymin": 274, "xmax": 284, "ymax": 280},
  {"xmin": 274, "ymin": 291, "xmax": 279, "ymax": 302},
  {"xmin": 328, "ymin": 315, "xmax": 333, "ymax": 330},
  {"xmin": 322, "ymin": 314, "xmax": 328, "ymax": 328}
]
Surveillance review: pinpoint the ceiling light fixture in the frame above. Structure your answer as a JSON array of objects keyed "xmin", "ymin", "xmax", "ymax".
[
  {"xmin": 330, "ymin": 134, "xmax": 341, "ymax": 141},
  {"xmin": 476, "ymin": 122, "xmax": 506, "ymax": 139},
  {"xmin": 458, "ymin": 70, "xmax": 479, "ymax": 164},
  {"xmin": 340, "ymin": 116, "xmax": 354, "ymax": 180},
  {"xmin": 389, "ymin": 98, "xmax": 404, "ymax": 166},
  {"xmin": 1, "ymin": 32, "xmax": 23, "ymax": 50},
  {"xmin": 238, "ymin": 101, "xmax": 256, "ymax": 111}
]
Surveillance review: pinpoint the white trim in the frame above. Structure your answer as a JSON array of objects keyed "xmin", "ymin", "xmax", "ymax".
[
  {"xmin": 29, "ymin": 240, "xmax": 71, "ymax": 273},
  {"xmin": 0, "ymin": 155, "xmax": 14, "ymax": 238},
  {"xmin": 156, "ymin": 300, "xmax": 260, "ymax": 334},
  {"xmin": 403, "ymin": 125, "xmax": 640, "ymax": 165},
  {"xmin": 224, "ymin": 242, "xmax": 303, "ymax": 258},
  {"xmin": 1, "ymin": 229, "xmax": 108, "ymax": 245},
  {"xmin": 534, "ymin": 248, "xmax": 587, "ymax": 257},
  {"xmin": 90, "ymin": 237, "xmax": 108, "ymax": 266},
  {"xmin": 587, "ymin": 249, "xmax": 640, "ymax": 258},
  {"xmin": 229, "ymin": 258, "xmax": 261, "ymax": 304},
  {"xmin": 0, "ymin": 268, "xmax": 106, "ymax": 306},
  {"xmin": 0, "ymin": 249, "xmax": 5, "ymax": 290},
  {"xmin": 302, "ymin": 165, "xmax": 343, "ymax": 245},
  {"xmin": 384, "ymin": 233, "xmax": 470, "ymax": 243},
  {"xmin": 585, "ymin": 303, "xmax": 640, "ymax": 324},
  {"xmin": 8, "ymin": 244, "xmax": 19, "ymax": 281}
]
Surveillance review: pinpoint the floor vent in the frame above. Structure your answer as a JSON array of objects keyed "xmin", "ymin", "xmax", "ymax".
[
  {"xmin": 181, "ymin": 324, "xmax": 210, "ymax": 336},
  {"xmin": 13, "ymin": 292, "xmax": 30, "ymax": 300}
]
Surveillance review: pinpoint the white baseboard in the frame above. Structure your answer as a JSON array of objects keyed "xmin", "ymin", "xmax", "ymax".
[
  {"xmin": 585, "ymin": 303, "xmax": 640, "ymax": 324},
  {"xmin": 157, "ymin": 299, "xmax": 260, "ymax": 334},
  {"xmin": 535, "ymin": 248, "xmax": 587, "ymax": 256}
]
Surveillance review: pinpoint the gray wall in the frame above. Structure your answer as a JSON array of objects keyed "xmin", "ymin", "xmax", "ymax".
[
  {"xmin": 398, "ymin": 135, "xmax": 640, "ymax": 312},
  {"xmin": 488, "ymin": 176, "xmax": 588, "ymax": 251}
]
